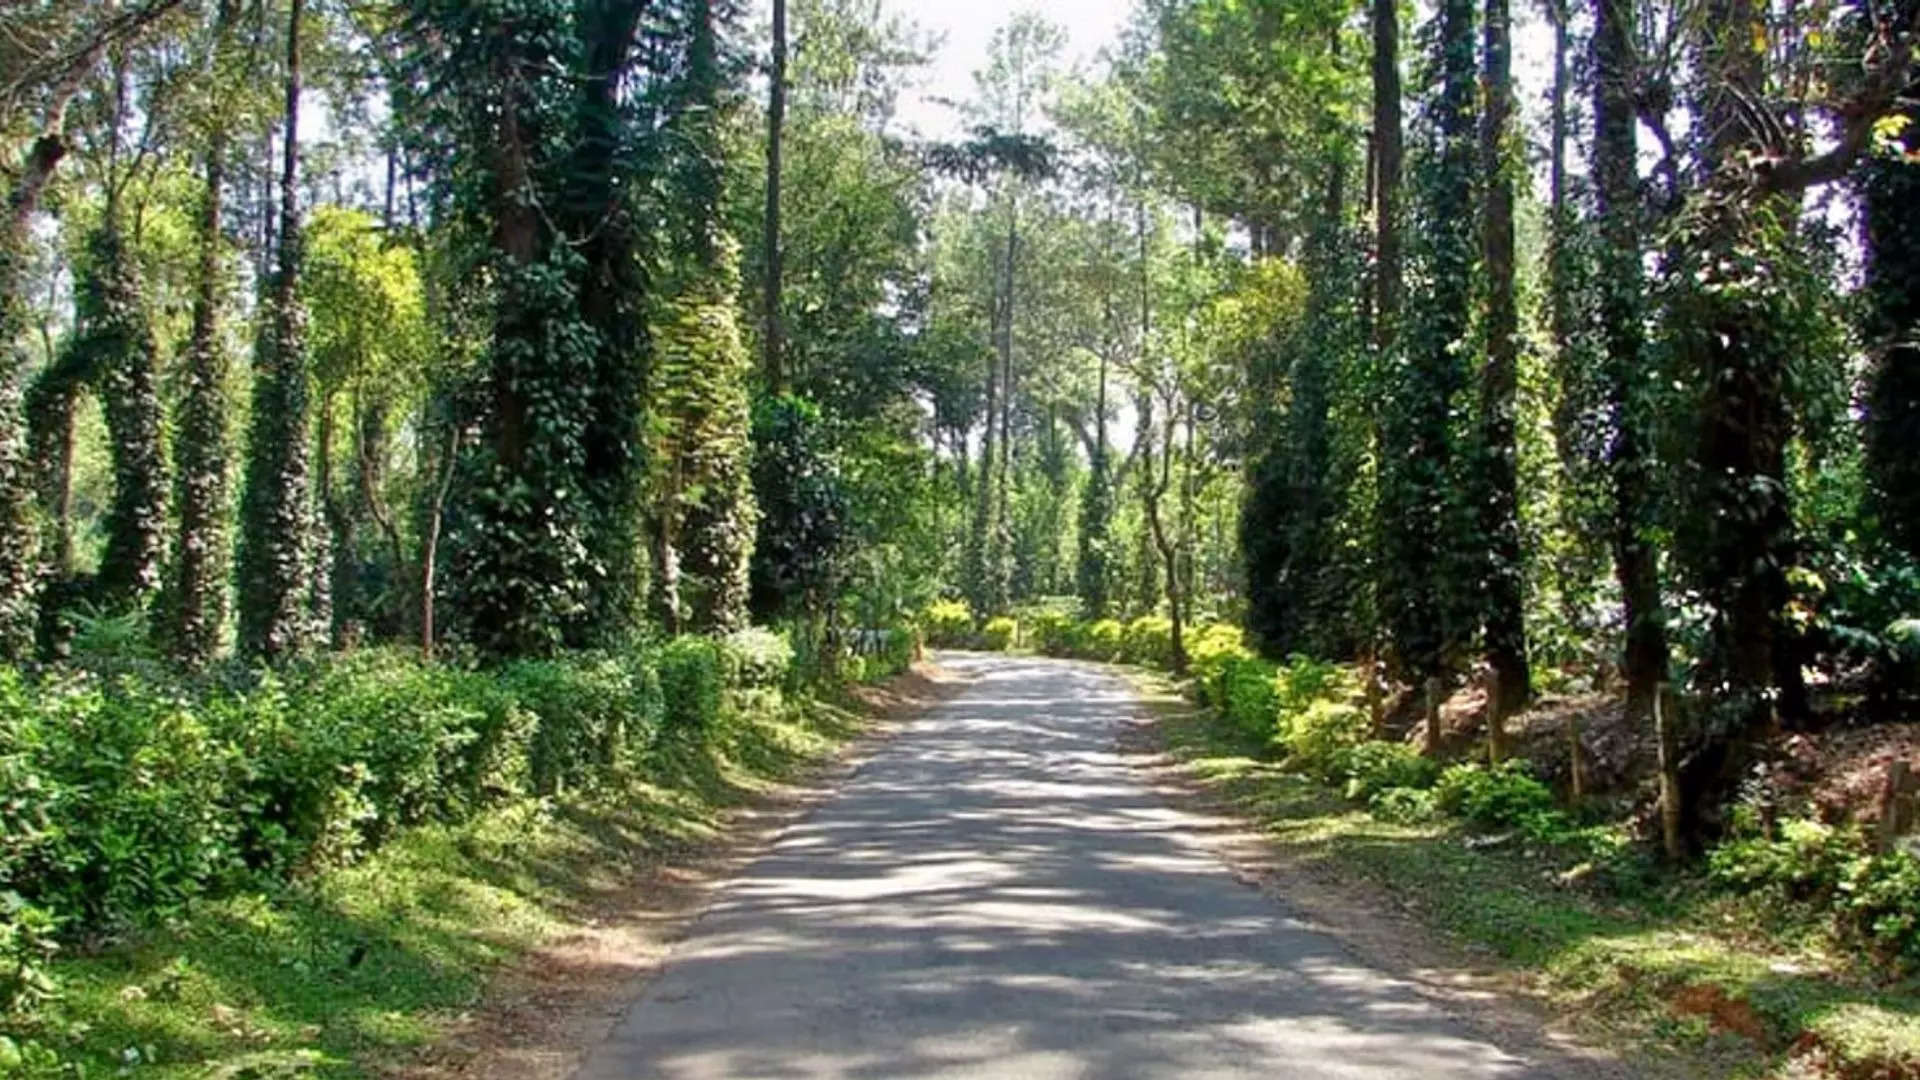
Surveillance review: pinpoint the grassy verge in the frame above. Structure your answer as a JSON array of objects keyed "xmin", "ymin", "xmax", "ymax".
[
  {"xmin": 1132, "ymin": 671, "xmax": 1920, "ymax": 1080},
  {"xmin": 25, "ymin": 695, "xmax": 867, "ymax": 1079}
]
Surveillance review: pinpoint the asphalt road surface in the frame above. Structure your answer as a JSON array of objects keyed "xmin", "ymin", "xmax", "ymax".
[{"xmin": 574, "ymin": 653, "xmax": 1559, "ymax": 1079}]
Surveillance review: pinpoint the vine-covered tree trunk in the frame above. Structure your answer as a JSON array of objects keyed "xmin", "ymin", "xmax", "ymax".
[
  {"xmin": 1682, "ymin": 0, "xmax": 1808, "ymax": 736},
  {"xmin": 25, "ymin": 361, "xmax": 82, "ymax": 582},
  {"xmin": 86, "ymin": 225, "xmax": 169, "ymax": 610},
  {"xmin": 238, "ymin": 0, "xmax": 314, "ymax": 659},
  {"xmin": 1370, "ymin": 0, "xmax": 1403, "ymax": 348},
  {"xmin": 1381, "ymin": 0, "xmax": 1475, "ymax": 687},
  {"xmin": 1592, "ymin": 0, "xmax": 1669, "ymax": 725},
  {"xmin": 0, "ymin": 119, "xmax": 80, "ymax": 659},
  {"xmin": 569, "ymin": 0, "xmax": 652, "ymax": 646},
  {"xmin": 654, "ymin": 0, "xmax": 756, "ymax": 636},
  {"xmin": 1477, "ymin": 0, "xmax": 1530, "ymax": 713},
  {"xmin": 764, "ymin": 0, "xmax": 787, "ymax": 393},
  {"xmin": 1076, "ymin": 336, "xmax": 1113, "ymax": 618},
  {"xmin": 1864, "ymin": 100, "xmax": 1920, "ymax": 563},
  {"xmin": 171, "ymin": 0, "xmax": 237, "ymax": 665}
]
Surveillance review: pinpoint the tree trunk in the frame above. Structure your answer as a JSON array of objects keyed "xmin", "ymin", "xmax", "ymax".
[
  {"xmin": 237, "ymin": 0, "xmax": 314, "ymax": 659},
  {"xmin": 1142, "ymin": 394, "xmax": 1186, "ymax": 675},
  {"xmin": 171, "ymin": 0, "xmax": 237, "ymax": 665},
  {"xmin": 1592, "ymin": 0, "xmax": 1669, "ymax": 724},
  {"xmin": 1370, "ymin": 0, "xmax": 1404, "ymax": 348},
  {"xmin": 421, "ymin": 426, "xmax": 459, "ymax": 661},
  {"xmin": 763, "ymin": 0, "xmax": 787, "ymax": 392},
  {"xmin": 1479, "ymin": 0, "xmax": 1530, "ymax": 710}
]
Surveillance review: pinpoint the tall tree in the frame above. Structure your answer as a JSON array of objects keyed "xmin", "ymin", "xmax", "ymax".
[
  {"xmin": 1379, "ymin": 0, "xmax": 1476, "ymax": 686},
  {"xmin": 1477, "ymin": 0, "xmax": 1530, "ymax": 719},
  {"xmin": 1370, "ymin": 0, "xmax": 1403, "ymax": 349},
  {"xmin": 1863, "ymin": 100, "xmax": 1920, "ymax": 564},
  {"xmin": 170, "ymin": 0, "xmax": 242, "ymax": 664},
  {"xmin": 763, "ymin": 0, "xmax": 787, "ymax": 392},
  {"xmin": 237, "ymin": 0, "xmax": 314, "ymax": 659},
  {"xmin": 651, "ymin": 0, "xmax": 757, "ymax": 635},
  {"xmin": 1592, "ymin": 0, "xmax": 1669, "ymax": 724}
]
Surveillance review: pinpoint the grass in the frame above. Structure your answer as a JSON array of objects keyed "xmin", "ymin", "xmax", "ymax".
[
  {"xmin": 25, "ymin": 695, "xmax": 868, "ymax": 1079},
  {"xmin": 1133, "ymin": 671, "xmax": 1920, "ymax": 1080}
]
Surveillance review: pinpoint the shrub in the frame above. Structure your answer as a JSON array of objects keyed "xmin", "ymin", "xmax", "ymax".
[
  {"xmin": 982, "ymin": 616, "xmax": 1018, "ymax": 652},
  {"xmin": 1276, "ymin": 700, "xmax": 1370, "ymax": 780},
  {"xmin": 1028, "ymin": 610, "xmax": 1076, "ymax": 656},
  {"xmin": 1370, "ymin": 786, "xmax": 1441, "ymax": 824},
  {"xmin": 1220, "ymin": 655, "xmax": 1281, "ymax": 743},
  {"xmin": 658, "ymin": 636, "xmax": 728, "ymax": 740},
  {"xmin": 1122, "ymin": 615, "xmax": 1173, "ymax": 667},
  {"xmin": 1082, "ymin": 619, "xmax": 1124, "ymax": 661},
  {"xmin": 1709, "ymin": 818, "xmax": 1920, "ymax": 961},
  {"xmin": 1274, "ymin": 654, "xmax": 1355, "ymax": 719},
  {"xmin": 1340, "ymin": 740, "xmax": 1439, "ymax": 801},
  {"xmin": 1434, "ymin": 760, "xmax": 1556, "ymax": 828},
  {"xmin": 502, "ymin": 655, "xmax": 660, "ymax": 796},
  {"xmin": 723, "ymin": 627, "xmax": 796, "ymax": 688},
  {"xmin": 0, "ymin": 668, "xmax": 244, "ymax": 926},
  {"xmin": 924, "ymin": 599, "xmax": 974, "ymax": 647},
  {"xmin": 1189, "ymin": 623, "xmax": 1252, "ymax": 704}
]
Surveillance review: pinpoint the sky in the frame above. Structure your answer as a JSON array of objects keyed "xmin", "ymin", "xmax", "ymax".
[
  {"xmin": 880, "ymin": 0, "xmax": 1130, "ymax": 141},
  {"xmin": 877, "ymin": 0, "xmax": 1561, "ymax": 192}
]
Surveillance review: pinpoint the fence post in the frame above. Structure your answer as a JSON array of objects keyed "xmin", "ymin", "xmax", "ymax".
[
  {"xmin": 1486, "ymin": 672, "xmax": 1506, "ymax": 765},
  {"xmin": 1878, "ymin": 760, "xmax": 1914, "ymax": 854},
  {"xmin": 1654, "ymin": 682, "xmax": 1683, "ymax": 862}
]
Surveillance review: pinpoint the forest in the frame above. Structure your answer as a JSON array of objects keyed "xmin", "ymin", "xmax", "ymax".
[{"xmin": 2, "ymin": 0, "xmax": 1919, "ymax": 1073}]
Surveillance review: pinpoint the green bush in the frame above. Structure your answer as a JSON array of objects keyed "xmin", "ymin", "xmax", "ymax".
[
  {"xmin": 1122, "ymin": 615, "xmax": 1173, "ymax": 667},
  {"xmin": 1028, "ymin": 610, "xmax": 1076, "ymax": 656},
  {"xmin": 0, "ymin": 626, "xmax": 816, "ymax": 940},
  {"xmin": 722, "ymin": 627, "xmax": 796, "ymax": 688},
  {"xmin": 1340, "ymin": 740, "xmax": 1439, "ymax": 801},
  {"xmin": 924, "ymin": 599, "xmax": 974, "ymax": 647},
  {"xmin": 1434, "ymin": 760, "xmax": 1557, "ymax": 828},
  {"xmin": 502, "ymin": 654, "xmax": 660, "ymax": 795},
  {"xmin": 1709, "ymin": 818, "xmax": 1920, "ymax": 961},
  {"xmin": 1276, "ymin": 699, "xmax": 1370, "ymax": 779},
  {"xmin": 1081, "ymin": 619, "xmax": 1124, "ymax": 661},
  {"xmin": 658, "ymin": 636, "xmax": 728, "ymax": 740},
  {"xmin": 1189, "ymin": 623, "xmax": 1252, "ymax": 704},
  {"xmin": 0, "ymin": 667, "xmax": 243, "ymax": 926},
  {"xmin": 1369, "ymin": 786, "xmax": 1441, "ymax": 824},
  {"xmin": 982, "ymin": 616, "xmax": 1018, "ymax": 651},
  {"xmin": 1220, "ymin": 654, "xmax": 1281, "ymax": 743}
]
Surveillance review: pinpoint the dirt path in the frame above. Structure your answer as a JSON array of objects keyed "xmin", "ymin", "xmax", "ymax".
[{"xmin": 564, "ymin": 653, "xmax": 1599, "ymax": 1079}]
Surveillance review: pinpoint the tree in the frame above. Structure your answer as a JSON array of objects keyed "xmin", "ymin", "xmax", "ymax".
[
  {"xmin": 237, "ymin": 0, "xmax": 315, "ymax": 659},
  {"xmin": 763, "ymin": 0, "xmax": 787, "ymax": 392},
  {"xmin": 1379, "ymin": 0, "xmax": 1477, "ymax": 687},
  {"xmin": 402, "ymin": 0, "xmax": 657, "ymax": 655},
  {"xmin": 650, "ymin": 0, "xmax": 757, "ymax": 636},
  {"xmin": 170, "ymin": 0, "xmax": 243, "ymax": 665},
  {"xmin": 1863, "ymin": 103, "xmax": 1920, "ymax": 563},
  {"xmin": 1591, "ymin": 0, "xmax": 1669, "ymax": 725},
  {"xmin": 1477, "ymin": 0, "xmax": 1529, "ymax": 725}
]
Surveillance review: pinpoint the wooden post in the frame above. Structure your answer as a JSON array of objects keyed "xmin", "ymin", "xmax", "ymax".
[
  {"xmin": 1654, "ymin": 682, "xmax": 1683, "ymax": 861},
  {"xmin": 1486, "ymin": 669, "xmax": 1506, "ymax": 765},
  {"xmin": 1365, "ymin": 652, "xmax": 1385, "ymax": 736},
  {"xmin": 1423, "ymin": 676, "xmax": 1443, "ymax": 756},
  {"xmin": 1567, "ymin": 709, "xmax": 1587, "ymax": 802},
  {"xmin": 1877, "ymin": 760, "xmax": 1914, "ymax": 854}
]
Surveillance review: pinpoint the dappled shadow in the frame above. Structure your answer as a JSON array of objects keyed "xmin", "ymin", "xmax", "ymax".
[{"xmin": 577, "ymin": 654, "xmax": 1558, "ymax": 1079}]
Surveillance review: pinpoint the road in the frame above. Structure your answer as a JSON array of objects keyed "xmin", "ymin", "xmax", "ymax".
[{"xmin": 574, "ymin": 653, "xmax": 1559, "ymax": 1079}]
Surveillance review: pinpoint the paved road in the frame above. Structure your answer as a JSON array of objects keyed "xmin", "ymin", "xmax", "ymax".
[{"xmin": 575, "ymin": 654, "xmax": 1557, "ymax": 1079}]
